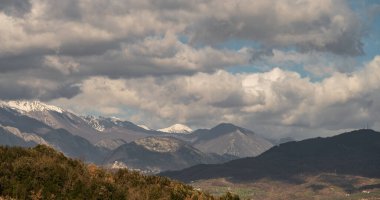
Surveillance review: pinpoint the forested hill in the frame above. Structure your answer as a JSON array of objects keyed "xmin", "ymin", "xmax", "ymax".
[
  {"xmin": 163, "ymin": 129, "xmax": 380, "ymax": 183},
  {"xmin": 0, "ymin": 145, "xmax": 239, "ymax": 200}
]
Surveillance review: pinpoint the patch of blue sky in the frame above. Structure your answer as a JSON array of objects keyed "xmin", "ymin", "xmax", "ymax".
[
  {"xmin": 178, "ymin": 35, "xmax": 189, "ymax": 44},
  {"xmin": 115, "ymin": 106, "xmax": 140, "ymax": 120},
  {"xmin": 349, "ymin": 0, "xmax": 380, "ymax": 63},
  {"xmin": 358, "ymin": 18, "xmax": 380, "ymax": 64},
  {"xmin": 227, "ymin": 2, "xmax": 379, "ymax": 82},
  {"xmin": 227, "ymin": 61, "xmax": 316, "ymax": 80},
  {"xmin": 213, "ymin": 39, "xmax": 262, "ymax": 50}
]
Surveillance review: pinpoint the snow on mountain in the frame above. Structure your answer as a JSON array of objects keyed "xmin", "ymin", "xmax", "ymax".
[
  {"xmin": 82, "ymin": 116, "xmax": 105, "ymax": 132},
  {"xmin": 158, "ymin": 124, "xmax": 193, "ymax": 134},
  {"xmin": 137, "ymin": 124, "xmax": 151, "ymax": 130},
  {"xmin": 0, "ymin": 100, "xmax": 63, "ymax": 113},
  {"xmin": 82, "ymin": 115, "xmax": 146, "ymax": 133}
]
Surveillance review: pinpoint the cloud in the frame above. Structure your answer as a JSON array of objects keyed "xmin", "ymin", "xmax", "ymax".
[
  {"xmin": 188, "ymin": 0, "xmax": 364, "ymax": 55},
  {"xmin": 51, "ymin": 56, "xmax": 380, "ymax": 137},
  {"xmin": 250, "ymin": 49, "xmax": 360, "ymax": 77},
  {"xmin": 0, "ymin": 0, "xmax": 367, "ymax": 77},
  {"xmin": 75, "ymin": 32, "xmax": 251, "ymax": 78},
  {"xmin": 0, "ymin": 0, "xmax": 365, "ymax": 58},
  {"xmin": 0, "ymin": 0, "xmax": 377, "ymax": 138},
  {"xmin": 0, "ymin": 0, "xmax": 32, "ymax": 17},
  {"xmin": 0, "ymin": 71, "xmax": 81, "ymax": 100},
  {"xmin": 43, "ymin": 55, "xmax": 79, "ymax": 75}
]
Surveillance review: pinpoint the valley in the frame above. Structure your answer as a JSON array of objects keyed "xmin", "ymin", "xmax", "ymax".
[{"xmin": 191, "ymin": 174, "xmax": 380, "ymax": 200}]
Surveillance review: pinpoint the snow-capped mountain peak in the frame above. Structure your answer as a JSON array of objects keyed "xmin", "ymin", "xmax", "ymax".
[
  {"xmin": 0, "ymin": 100, "xmax": 63, "ymax": 113},
  {"xmin": 158, "ymin": 124, "xmax": 193, "ymax": 134}
]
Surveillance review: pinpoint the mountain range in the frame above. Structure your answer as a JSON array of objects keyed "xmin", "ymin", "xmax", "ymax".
[
  {"xmin": 0, "ymin": 100, "xmax": 273, "ymax": 172},
  {"xmin": 162, "ymin": 129, "xmax": 380, "ymax": 182}
]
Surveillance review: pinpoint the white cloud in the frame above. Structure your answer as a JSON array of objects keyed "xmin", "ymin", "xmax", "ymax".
[
  {"xmin": 0, "ymin": 0, "xmax": 376, "ymax": 138},
  {"xmin": 52, "ymin": 56, "xmax": 380, "ymax": 138}
]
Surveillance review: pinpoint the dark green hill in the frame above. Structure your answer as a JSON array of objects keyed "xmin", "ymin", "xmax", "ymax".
[
  {"xmin": 0, "ymin": 145, "xmax": 239, "ymax": 200},
  {"xmin": 163, "ymin": 129, "xmax": 380, "ymax": 183}
]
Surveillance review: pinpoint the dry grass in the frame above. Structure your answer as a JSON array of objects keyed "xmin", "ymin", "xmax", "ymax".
[{"xmin": 191, "ymin": 173, "xmax": 380, "ymax": 200}]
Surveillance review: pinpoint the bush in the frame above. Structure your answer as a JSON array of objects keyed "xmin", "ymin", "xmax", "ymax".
[{"xmin": 0, "ymin": 145, "xmax": 237, "ymax": 200}]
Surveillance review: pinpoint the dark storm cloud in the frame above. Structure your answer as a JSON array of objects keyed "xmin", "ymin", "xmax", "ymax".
[
  {"xmin": 188, "ymin": 0, "xmax": 365, "ymax": 56},
  {"xmin": 320, "ymin": 31, "xmax": 364, "ymax": 56},
  {"xmin": 0, "ymin": 55, "xmax": 44, "ymax": 73},
  {"xmin": 151, "ymin": 0, "xmax": 198, "ymax": 11},
  {"xmin": 76, "ymin": 53, "xmax": 195, "ymax": 78},
  {"xmin": 249, "ymin": 49, "xmax": 274, "ymax": 62},
  {"xmin": 39, "ymin": 84, "xmax": 81, "ymax": 101},
  {"xmin": 0, "ymin": 82, "xmax": 36, "ymax": 100},
  {"xmin": 58, "ymin": 39, "xmax": 124, "ymax": 57},
  {"xmin": 26, "ymin": 0, "xmax": 83, "ymax": 20},
  {"xmin": 190, "ymin": 16, "xmax": 364, "ymax": 56},
  {"xmin": 0, "ymin": 0, "xmax": 31, "ymax": 16},
  {"xmin": 0, "ymin": 77, "xmax": 53, "ymax": 101},
  {"xmin": 0, "ymin": 73, "xmax": 82, "ymax": 101},
  {"xmin": 213, "ymin": 92, "xmax": 246, "ymax": 108}
]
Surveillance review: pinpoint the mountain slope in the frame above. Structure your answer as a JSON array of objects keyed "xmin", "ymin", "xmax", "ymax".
[
  {"xmin": 105, "ymin": 136, "xmax": 235, "ymax": 172},
  {"xmin": 0, "ymin": 126, "xmax": 39, "ymax": 147},
  {"xmin": 192, "ymin": 123, "xmax": 273, "ymax": 157},
  {"xmin": 0, "ymin": 125, "xmax": 49, "ymax": 146},
  {"xmin": 0, "ymin": 100, "xmax": 159, "ymax": 149},
  {"xmin": 162, "ymin": 129, "xmax": 380, "ymax": 182},
  {"xmin": 0, "ymin": 100, "xmax": 267, "ymax": 172},
  {"xmin": 0, "ymin": 105, "xmax": 52, "ymax": 134},
  {"xmin": 41, "ymin": 128, "xmax": 107, "ymax": 164},
  {"xmin": 0, "ymin": 103, "xmax": 107, "ymax": 164}
]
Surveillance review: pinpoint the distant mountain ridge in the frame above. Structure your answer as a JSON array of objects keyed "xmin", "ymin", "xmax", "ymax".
[
  {"xmin": 191, "ymin": 123, "xmax": 273, "ymax": 157},
  {"xmin": 162, "ymin": 129, "xmax": 380, "ymax": 182},
  {"xmin": 0, "ymin": 100, "xmax": 272, "ymax": 172},
  {"xmin": 105, "ymin": 136, "xmax": 235, "ymax": 172}
]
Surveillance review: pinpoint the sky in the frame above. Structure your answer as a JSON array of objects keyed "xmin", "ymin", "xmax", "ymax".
[{"xmin": 0, "ymin": 0, "xmax": 379, "ymax": 139}]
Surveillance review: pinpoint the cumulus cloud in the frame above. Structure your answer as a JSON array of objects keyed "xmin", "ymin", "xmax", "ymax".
[
  {"xmin": 188, "ymin": 0, "xmax": 364, "ymax": 55},
  {"xmin": 51, "ymin": 56, "xmax": 380, "ymax": 137},
  {"xmin": 0, "ymin": 0, "xmax": 365, "ymax": 59},
  {"xmin": 1, "ymin": 0, "xmax": 377, "ymax": 138},
  {"xmin": 76, "ymin": 32, "xmax": 251, "ymax": 78}
]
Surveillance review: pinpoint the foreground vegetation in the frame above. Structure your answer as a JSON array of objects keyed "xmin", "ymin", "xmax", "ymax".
[{"xmin": 0, "ymin": 145, "xmax": 239, "ymax": 200}]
